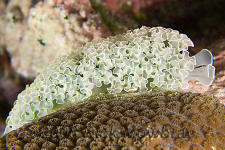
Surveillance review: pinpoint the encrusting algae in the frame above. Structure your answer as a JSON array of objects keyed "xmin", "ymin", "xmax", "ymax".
[{"xmin": 0, "ymin": 91, "xmax": 224, "ymax": 149}]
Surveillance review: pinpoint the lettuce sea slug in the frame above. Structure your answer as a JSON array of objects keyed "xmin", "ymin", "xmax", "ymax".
[{"xmin": 4, "ymin": 26, "xmax": 215, "ymax": 134}]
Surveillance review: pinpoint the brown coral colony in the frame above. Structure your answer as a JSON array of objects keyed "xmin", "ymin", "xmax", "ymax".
[{"xmin": 0, "ymin": 91, "xmax": 224, "ymax": 149}]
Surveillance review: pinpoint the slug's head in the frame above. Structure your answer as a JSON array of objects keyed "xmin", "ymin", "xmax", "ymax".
[{"xmin": 186, "ymin": 49, "xmax": 215, "ymax": 86}]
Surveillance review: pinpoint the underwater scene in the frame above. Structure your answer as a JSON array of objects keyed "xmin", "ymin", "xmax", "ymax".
[{"xmin": 0, "ymin": 0, "xmax": 224, "ymax": 149}]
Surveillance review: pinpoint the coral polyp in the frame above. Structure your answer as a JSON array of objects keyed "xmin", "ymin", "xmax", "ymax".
[{"xmin": 4, "ymin": 26, "xmax": 215, "ymax": 134}]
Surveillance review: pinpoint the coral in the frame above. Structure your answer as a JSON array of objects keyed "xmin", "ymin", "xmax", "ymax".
[
  {"xmin": 208, "ymin": 70, "xmax": 225, "ymax": 103},
  {"xmin": 1, "ymin": 91, "xmax": 224, "ymax": 149},
  {"xmin": 2, "ymin": 0, "xmax": 109, "ymax": 78},
  {"xmin": 4, "ymin": 26, "xmax": 215, "ymax": 134}
]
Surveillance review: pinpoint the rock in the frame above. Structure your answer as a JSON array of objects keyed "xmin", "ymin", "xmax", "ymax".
[{"xmin": 1, "ymin": 0, "xmax": 110, "ymax": 78}]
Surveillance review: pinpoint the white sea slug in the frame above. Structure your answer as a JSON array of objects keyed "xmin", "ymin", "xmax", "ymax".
[{"xmin": 4, "ymin": 26, "xmax": 215, "ymax": 134}]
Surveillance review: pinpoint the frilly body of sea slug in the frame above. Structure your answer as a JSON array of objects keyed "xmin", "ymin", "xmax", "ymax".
[{"xmin": 4, "ymin": 26, "xmax": 215, "ymax": 134}]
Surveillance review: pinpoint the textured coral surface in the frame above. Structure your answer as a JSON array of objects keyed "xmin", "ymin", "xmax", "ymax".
[{"xmin": 0, "ymin": 91, "xmax": 224, "ymax": 149}]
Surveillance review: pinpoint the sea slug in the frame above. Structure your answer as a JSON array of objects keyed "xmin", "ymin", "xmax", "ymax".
[{"xmin": 4, "ymin": 26, "xmax": 215, "ymax": 134}]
